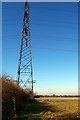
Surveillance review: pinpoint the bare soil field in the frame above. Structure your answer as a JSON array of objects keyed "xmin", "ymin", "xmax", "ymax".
[{"xmin": 37, "ymin": 97, "xmax": 79, "ymax": 100}]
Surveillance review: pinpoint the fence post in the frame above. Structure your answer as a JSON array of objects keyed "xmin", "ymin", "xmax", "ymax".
[{"xmin": 13, "ymin": 96, "xmax": 16, "ymax": 120}]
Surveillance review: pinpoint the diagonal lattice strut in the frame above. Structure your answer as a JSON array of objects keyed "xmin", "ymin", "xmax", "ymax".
[{"xmin": 17, "ymin": 2, "xmax": 34, "ymax": 92}]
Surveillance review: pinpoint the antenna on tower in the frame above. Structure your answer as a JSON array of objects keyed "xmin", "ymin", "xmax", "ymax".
[{"xmin": 17, "ymin": 1, "xmax": 35, "ymax": 93}]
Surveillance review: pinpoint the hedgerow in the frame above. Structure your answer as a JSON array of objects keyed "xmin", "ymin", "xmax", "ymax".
[{"xmin": 2, "ymin": 75, "xmax": 33, "ymax": 120}]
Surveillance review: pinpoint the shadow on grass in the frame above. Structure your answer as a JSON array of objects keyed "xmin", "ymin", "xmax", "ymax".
[
  {"xmin": 17, "ymin": 100, "xmax": 80, "ymax": 120},
  {"xmin": 17, "ymin": 99, "xmax": 59, "ymax": 120},
  {"xmin": 25, "ymin": 100, "xmax": 59, "ymax": 114}
]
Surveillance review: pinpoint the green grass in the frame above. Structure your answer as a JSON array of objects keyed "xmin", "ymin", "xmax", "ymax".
[
  {"xmin": 17, "ymin": 101, "xmax": 44, "ymax": 120},
  {"xmin": 17, "ymin": 97, "xmax": 80, "ymax": 120}
]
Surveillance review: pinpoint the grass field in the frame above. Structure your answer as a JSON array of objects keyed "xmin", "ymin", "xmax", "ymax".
[{"xmin": 17, "ymin": 97, "xmax": 80, "ymax": 120}]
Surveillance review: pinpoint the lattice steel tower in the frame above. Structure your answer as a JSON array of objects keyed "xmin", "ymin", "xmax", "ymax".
[{"xmin": 17, "ymin": 2, "xmax": 34, "ymax": 92}]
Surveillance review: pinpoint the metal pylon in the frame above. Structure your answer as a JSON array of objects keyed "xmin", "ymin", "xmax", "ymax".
[{"xmin": 17, "ymin": 2, "xmax": 34, "ymax": 92}]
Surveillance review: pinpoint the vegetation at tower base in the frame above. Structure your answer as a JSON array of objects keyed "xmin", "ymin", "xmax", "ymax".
[{"xmin": 2, "ymin": 75, "xmax": 34, "ymax": 120}]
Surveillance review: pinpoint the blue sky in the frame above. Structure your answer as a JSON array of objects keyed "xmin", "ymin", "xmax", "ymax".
[{"xmin": 2, "ymin": 2, "xmax": 78, "ymax": 95}]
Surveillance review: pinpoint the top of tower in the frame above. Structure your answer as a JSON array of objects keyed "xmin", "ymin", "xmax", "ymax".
[{"xmin": 25, "ymin": 0, "xmax": 28, "ymax": 6}]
